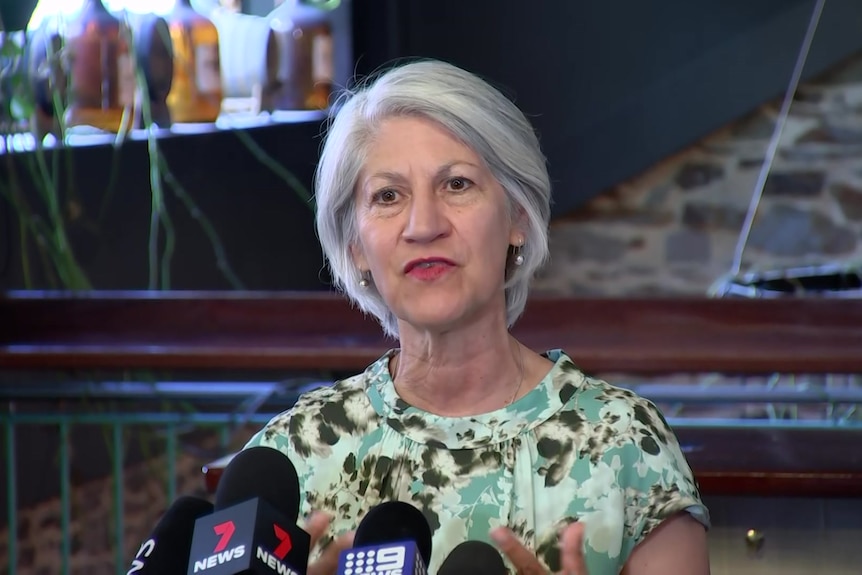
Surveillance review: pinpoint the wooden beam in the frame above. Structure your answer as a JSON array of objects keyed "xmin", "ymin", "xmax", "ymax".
[
  {"xmin": 677, "ymin": 426, "xmax": 862, "ymax": 498},
  {"xmin": 2, "ymin": 291, "xmax": 862, "ymax": 374}
]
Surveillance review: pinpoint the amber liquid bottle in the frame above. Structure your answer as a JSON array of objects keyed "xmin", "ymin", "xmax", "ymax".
[
  {"xmin": 271, "ymin": 0, "xmax": 336, "ymax": 111},
  {"xmin": 63, "ymin": 0, "xmax": 137, "ymax": 132},
  {"xmin": 166, "ymin": 0, "xmax": 223, "ymax": 123}
]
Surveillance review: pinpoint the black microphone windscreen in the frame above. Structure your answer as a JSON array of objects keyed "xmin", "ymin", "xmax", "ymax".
[
  {"xmin": 214, "ymin": 446, "xmax": 301, "ymax": 521},
  {"xmin": 438, "ymin": 540, "xmax": 508, "ymax": 575},
  {"xmin": 127, "ymin": 495, "xmax": 214, "ymax": 575},
  {"xmin": 353, "ymin": 501, "xmax": 433, "ymax": 566}
]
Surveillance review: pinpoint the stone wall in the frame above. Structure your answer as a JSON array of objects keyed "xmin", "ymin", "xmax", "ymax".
[
  {"xmin": 529, "ymin": 50, "xmax": 862, "ymax": 430},
  {"xmin": 533, "ymin": 52, "xmax": 862, "ymax": 297}
]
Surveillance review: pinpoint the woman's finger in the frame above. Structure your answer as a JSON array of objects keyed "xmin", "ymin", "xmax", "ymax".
[
  {"xmin": 307, "ymin": 530, "xmax": 356, "ymax": 575},
  {"xmin": 304, "ymin": 511, "xmax": 332, "ymax": 550},
  {"xmin": 559, "ymin": 522, "xmax": 588, "ymax": 575},
  {"xmin": 491, "ymin": 527, "xmax": 548, "ymax": 575}
]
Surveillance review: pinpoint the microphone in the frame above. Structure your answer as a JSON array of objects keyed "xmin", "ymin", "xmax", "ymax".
[
  {"xmin": 187, "ymin": 446, "xmax": 311, "ymax": 575},
  {"xmin": 336, "ymin": 501, "xmax": 432, "ymax": 575},
  {"xmin": 437, "ymin": 541, "xmax": 508, "ymax": 575},
  {"xmin": 127, "ymin": 496, "xmax": 214, "ymax": 574}
]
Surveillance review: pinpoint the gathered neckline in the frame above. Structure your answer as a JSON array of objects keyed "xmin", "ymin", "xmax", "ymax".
[{"xmin": 362, "ymin": 349, "xmax": 588, "ymax": 448}]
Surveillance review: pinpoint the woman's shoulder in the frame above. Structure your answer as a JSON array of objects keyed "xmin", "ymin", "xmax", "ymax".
[
  {"xmin": 580, "ymin": 372, "xmax": 672, "ymax": 432},
  {"xmin": 295, "ymin": 372, "xmax": 370, "ymax": 409},
  {"xmin": 244, "ymin": 371, "xmax": 375, "ymax": 451},
  {"xmin": 548, "ymin": 350, "xmax": 668, "ymax": 418},
  {"xmin": 542, "ymin": 350, "xmax": 689, "ymax": 467}
]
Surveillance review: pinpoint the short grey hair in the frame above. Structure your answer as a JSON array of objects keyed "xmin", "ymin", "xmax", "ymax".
[{"xmin": 314, "ymin": 59, "xmax": 552, "ymax": 338}]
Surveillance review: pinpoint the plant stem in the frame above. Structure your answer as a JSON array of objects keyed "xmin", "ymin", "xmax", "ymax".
[
  {"xmin": 234, "ymin": 129, "xmax": 314, "ymax": 208},
  {"xmin": 158, "ymin": 154, "xmax": 245, "ymax": 289},
  {"xmin": 124, "ymin": 13, "xmax": 175, "ymax": 290}
]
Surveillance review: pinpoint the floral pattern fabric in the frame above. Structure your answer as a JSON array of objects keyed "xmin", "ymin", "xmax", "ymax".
[{"xmin": 244, "ymin": 349, "xmax": 710, "ymax": 574}]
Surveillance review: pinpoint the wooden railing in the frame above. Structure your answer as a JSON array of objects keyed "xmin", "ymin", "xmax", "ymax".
[
  {"xmin": 2, "ymin": 291, "xmax": 862, "ymax": 498},
  {"xmin": 4, "ymin": 291, "xmax": 862, "ymax": 374}
]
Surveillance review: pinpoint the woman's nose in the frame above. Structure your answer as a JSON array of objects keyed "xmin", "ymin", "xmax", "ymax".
[{"xmin": 402, "ymin": 192, "xmax": 451, "ymax": 243}]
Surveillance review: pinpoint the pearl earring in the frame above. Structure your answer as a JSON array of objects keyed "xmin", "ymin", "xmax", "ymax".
[
  {"xmin": 358, "ymin": 271, "xmax": 370, "ymax": 288},
  {"xmin": 513, "ymin": 239, "xmax": 525, "ymax": 266}
]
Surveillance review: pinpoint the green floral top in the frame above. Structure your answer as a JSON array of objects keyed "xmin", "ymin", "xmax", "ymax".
[{"xmin": 244, "ymin": 349, "xmax": 710, "ymax": 574}]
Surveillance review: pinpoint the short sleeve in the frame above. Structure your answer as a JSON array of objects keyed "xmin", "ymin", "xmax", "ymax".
[
  {"xmin": 238, "ymin": 383, "xmax": 374, "ymax": 530},
  {"xmin": 617, "ymin": 399, "xmax": 711, "ymax": 560}
]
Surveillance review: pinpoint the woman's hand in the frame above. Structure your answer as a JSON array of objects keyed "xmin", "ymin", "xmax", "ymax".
[
  {"xmin": 304, "ymin": 511, "xmax": 356, "ymax": 575},
  {"xmin": 491, "ymin": 522, "xmax": 588, "ymax": 575}
]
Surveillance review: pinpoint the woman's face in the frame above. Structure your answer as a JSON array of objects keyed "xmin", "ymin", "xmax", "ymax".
[{"xmin": 351, "ymin": 116, "xmax": 523, "ymax": 334}]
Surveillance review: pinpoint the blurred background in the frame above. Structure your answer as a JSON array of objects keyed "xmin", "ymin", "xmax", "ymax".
[{"xmin": 1, "ymin": 0, "xmax": 861, "ymax": 573}]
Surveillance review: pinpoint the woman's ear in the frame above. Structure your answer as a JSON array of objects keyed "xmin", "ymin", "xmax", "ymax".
[
  {"xmin": 508, "ymin": 205, "xmax": 529, "ymax": 245},
  {"xmin": 350, "ymin": 242, "xmax": 368, "ymax": 271}
]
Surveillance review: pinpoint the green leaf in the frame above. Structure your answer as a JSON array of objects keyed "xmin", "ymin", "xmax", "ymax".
[
  {"xmin": 10, "ymin": 93, "xmax": 34, "ymax": 120},
  {"xmin": 0, "ymin": 37, "xmax": 24, "ymax": 59}
]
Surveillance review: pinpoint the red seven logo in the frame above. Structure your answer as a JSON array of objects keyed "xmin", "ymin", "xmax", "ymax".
[
  {"xmin": 273, "ymin": 525, "xmax": 292, "ymax": 560},
  {"xmin": 213, "ymin": 521, "xmax": 236, "ymax": 553}
]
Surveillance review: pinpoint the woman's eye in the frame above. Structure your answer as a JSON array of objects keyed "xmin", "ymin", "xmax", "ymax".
[
  {"xmin": 373, "ymin": 189, "xmax": 398, "ymax": 203},
  {"xmin": 448, "ymin": 177, "xmax": 472, "ymax": 192}
]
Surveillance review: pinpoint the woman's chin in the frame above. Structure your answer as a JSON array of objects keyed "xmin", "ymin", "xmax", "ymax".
[{"xmin": 396, "ymin": 301, "xmax": 469, "ymax": 333}]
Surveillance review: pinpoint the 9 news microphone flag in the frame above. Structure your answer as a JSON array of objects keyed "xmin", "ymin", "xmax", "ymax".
[
  {"xmin": 337, "ymin": 540, "xmax": 427, "ymax": 575},
  {"xmin": 335, "ymin": 501, "xmax": 432, "ymax": 575}
]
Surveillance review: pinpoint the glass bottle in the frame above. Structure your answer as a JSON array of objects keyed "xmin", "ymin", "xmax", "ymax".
[
  {"xmin": 129, "ymin": 13, "xmax": 174, "ymax": 128},
  {"xmin": 270, "ymin": 0, "xmax": 337, "ymax": 111},
  {"xmin": 62, "ymin": 0, "xmax": 137, "ymax": 133},
  {"xmin": 27, "ymin": 16, "xmax": 66, "ymax": 138},
  {"xmin": 166, "ymin": 0, "xmax": 223, "ymax": 123}
]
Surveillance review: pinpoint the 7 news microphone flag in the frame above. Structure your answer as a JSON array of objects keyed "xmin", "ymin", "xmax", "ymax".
[
  {"xmin": 186, "ymin": 447, "xmax": 311, "ymax": 575},
  {"xmin": 187, "ymin": 497, "xmax": 308, "ymax": 575}
]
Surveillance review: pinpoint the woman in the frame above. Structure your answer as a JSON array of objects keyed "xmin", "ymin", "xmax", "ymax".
[{"xmin": 245, "ymin": 59, "xmax": 711, "ymax": 574}]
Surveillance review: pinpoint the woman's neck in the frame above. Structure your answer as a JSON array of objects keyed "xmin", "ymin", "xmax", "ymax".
[{"xmin": 391, "ymin": 312, "xmax": 546, "ymax": 417}]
